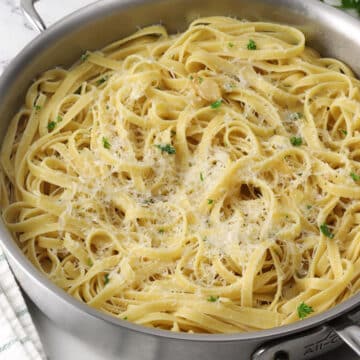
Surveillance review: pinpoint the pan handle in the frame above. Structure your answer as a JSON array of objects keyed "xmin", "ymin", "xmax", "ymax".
[
  {"xmin": 332, "ymin": 320, "xmax": 360, "ymax": 356},
  {"xmin": 253, "ymin": 306, "xmax": 360, "ymax": 360},
  {"xmin": 20, "ymin": 0, "xmax": 47, "ymax": 33}
]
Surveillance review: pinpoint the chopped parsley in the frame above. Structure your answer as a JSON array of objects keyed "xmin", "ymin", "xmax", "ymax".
[
  {"xmin": 123, "ymin": 316, "xmax": 128, "ymax": 320},
  {"xmin": 228, "ymin": 42, "xmax": 234, "ymax": 48},
  {"xmin": 189, "ymin": 75, "xmax": 194, "ymax": 80},
  {"xmin": 198, "ymin": 77, "xmax": 204, "ymax": 84},
  {"xmin": 155, "ymin": 144, "xmax": 176, "ymax": 154},
  {"xmin": 57, "ymin": 115, "xmax": 63, "ymax": 122},
  {"xmin": 290, "ymin": 136, "xmax": 303, "ymax": 146},
  {"xmin": 350, "ymin": 172, "xmax": 360, "ymax": 182},
  {"xmin": 207, "ymin": 295, "xmax": 219, "ymax": 302},
  {"xmin": 200, "ymin": 172, "xmax": 204, "ymax": 181},
  {"xmin": 104, "ymin": 274, "xmax": 110, "ymax": 285},
  {"xmin": 306, "ymin": 205, "xmax": 312, "ymax": 210},
  {"xmin": 289, "ymin": 112, "xmax": 303, "ymax": 121},
  {"xmin": 34, "ymin": 105, "xmax": 41, "ymax": 111},
  {"xmin": 81, "ymin": 52, "xmax": 89, "ymax": 61},
  {"xmin": 297, "ymin": 302, "xmax": 314, "ymax": 320},
  {"xmin": 339, "ymin": 128, "xmax": 348, "ymax": 136},
  {"xmin": 47, "ymin": 121, "xmax": 56, "ymax": 131},
  {"xmin": 87, "ymin": 258, "xmax": 93, "ymax": 267},
  {"xmin": 338, "ymin": 0, "xmax": 360, "ymax": 14},
  {"xmin": 210, "ymin": 99, "xmax": 222, "ymax": 109},
  {"xmin": 247, "ymin": 39, "xmax": 257, "ymax": 50},
  {"xmin": 102, "ymin": 137, "xmax": 111, "ymax": 149},
  {"xmin": 320, "ymin": 223, "xmax": 334, "ymax": 239},
  {"xmin": 159, "ymin": 228, "xmax": 165, "ymax": 234},
  {"xmin": 96, "ymin": 76, "xmax": 108, "ymax": 85},
  {"xmin": 207, "ymin": 199, "xmax": 214, "ymax": 205}
]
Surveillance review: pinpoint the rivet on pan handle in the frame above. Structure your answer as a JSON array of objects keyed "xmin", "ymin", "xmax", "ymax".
[{"xmin": 20, "ymin": 0, "xmax": 47, "ymax": 33}]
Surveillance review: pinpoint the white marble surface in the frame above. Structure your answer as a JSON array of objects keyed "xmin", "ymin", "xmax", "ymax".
[
  {"xmin": 0, "ymin": 0, "xmax": 359, "ymax": 359},
  {"xmin": 0, "ymin": 0, "xmax": 96, "ymax": 74}
]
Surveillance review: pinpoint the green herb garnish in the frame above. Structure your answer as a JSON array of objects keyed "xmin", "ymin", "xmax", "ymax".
[
  {"xmin": 207, "ymin": 199, "xmax": 214, "ymax": 205},
  {"xmin": 198, "ymin": 77, "xmax": 204, "ymax": 84},
  {"xmin": 320, "ymin": 223, "xmax": 334, "ymax": 239},
  {"xmin": 339, "ymin": 129, "xmax": 348, "ymax": 136},
  {"xmin": 290, "ymin": 136, "xmax": 303, "ymax": 146},
  {"xmin": 338, "ymin": 0, "xmax": 360, "ymax": 14},
  {"xmin": 200, "ymin": 172, "xmax": 204, "ymax": 181},
  {"xmin": 159, "ymin": 228, "xmax": 165, "ymax": 234},
  {"xmin": 47, "ymin": 121, "xmax": 56, "ymax": 131},
  {"xmin": 211, "ymin": 99, "xmax": 222, "ymax": 109},
  {"xmin": 297, "ymin": 302, "xmax": 314, "ymax": 320},
  {"xmin": 87, "ymin": 259, "xmax": 93, "ymax": 267},
  {"xmin": 350, "ymin": 172, "xmax": 360, "ymax": 181},
  {"xmin": 102, "ymin": 137, "xmax": 111, "ymax": 149},
  {"xmin": 207, "ymin": 295, "xmax": 219, "ymax": 302},
  {"xmin": 81, "ymin": 52, "xmax": 89, "ymax": 61},
  {"xmin": 155, "ymin": 144, "xmax": 176, "ymax": 154},
  {"xmin": 34, "ymin": 105, "xmax": 41, "ymax": 111},
  {"xmin": 96, "ymin": 76, "xmax": 108, "ymax": 86},
  {"xmin": 228, "ymin": 42, "xmax": 234, "ymax": 48},
  {"xmin": 247, "ymin": 39, "xmax": 257, "ymax": 50},
  {"xmin": 306, "ymin": 205, "xmax": 312, "ymax": 210},
  {"xmin": 57, "ymin": 115, "xmax": 63, "ymax": 122},
  {"xmin": 189, "ymin": 75, "xmax": 194, "ymax": 80},
  {"xmin": 123, "ymin": 316, "xmax": 128, "ymax": 320},
  {"xmin": 104, "ymin": 274, "xmax": 110, "ymax": 285}
]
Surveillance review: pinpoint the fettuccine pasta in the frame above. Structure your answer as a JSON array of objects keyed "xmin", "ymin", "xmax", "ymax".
[{"xmin": 1, "ymin": 16, "xmax": 360, "ymax": 333}]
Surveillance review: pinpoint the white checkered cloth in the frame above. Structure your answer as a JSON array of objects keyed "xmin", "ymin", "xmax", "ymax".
[{"xmin": 0, "ymin": 246, "xmax": 46, "ymax": 360}]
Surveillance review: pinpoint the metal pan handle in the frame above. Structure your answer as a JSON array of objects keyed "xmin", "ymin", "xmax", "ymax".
[
  {"xmin": 20, "ymin": 0, "xmax": 47, "ymax": 33},
  {"xmin": 253, "ymin": 307, "xmax": 360, "ymax": 360},
  {"xmin": 332, "ymin": 317, "xmax": 360, "ymax": 356}
]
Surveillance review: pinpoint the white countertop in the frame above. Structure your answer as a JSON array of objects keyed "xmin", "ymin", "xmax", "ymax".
[{"xmin": 0, "ymin": 1, "xmax": 359, "ymax": 359}]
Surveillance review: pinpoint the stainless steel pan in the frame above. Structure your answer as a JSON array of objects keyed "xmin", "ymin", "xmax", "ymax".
[{"xmin": 1, "ymin": 0, "xmax": 360, "ymax": 359}]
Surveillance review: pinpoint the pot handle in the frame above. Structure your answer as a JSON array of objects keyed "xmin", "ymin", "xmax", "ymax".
[
  {"xmin": 253, "ymin": 307, "xmax": 360, "ymax": 360},
  {"xmin": 20, "ymin": 0, "xmax": 47, "ymax": 33},
  {"xmin": 332, "ymin": 319, "xmax": 360, "ymax": 356}
]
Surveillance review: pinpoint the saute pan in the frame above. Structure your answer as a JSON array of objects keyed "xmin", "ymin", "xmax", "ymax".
[{"xmin": 1, "ymin": 0, "xmax": 360, "ymax": 359}]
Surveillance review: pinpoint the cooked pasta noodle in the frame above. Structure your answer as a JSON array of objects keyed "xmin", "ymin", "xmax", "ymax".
[{"xmin": 1, "ymin": 16, "xmax": 360, "ymax": 333}]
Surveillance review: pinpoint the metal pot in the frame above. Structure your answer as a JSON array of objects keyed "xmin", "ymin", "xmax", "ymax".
[{"xmin": 1, "ymin": 0, "xmax": 360, "ymax": 359}]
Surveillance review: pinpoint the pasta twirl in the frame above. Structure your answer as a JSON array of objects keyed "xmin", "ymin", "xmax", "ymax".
[{"xmin": 1, "ymin": 16, "xmax": 360, "ymax": 333}]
